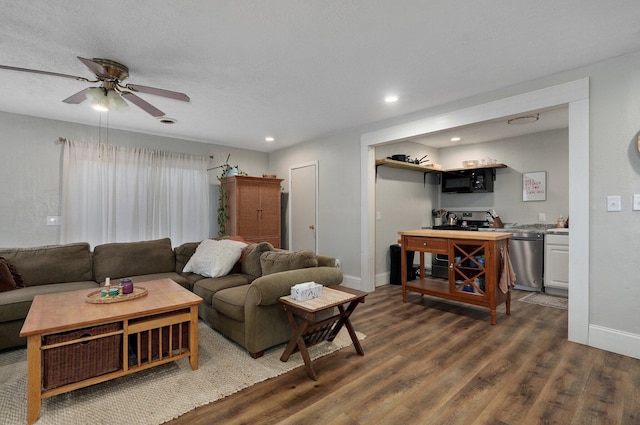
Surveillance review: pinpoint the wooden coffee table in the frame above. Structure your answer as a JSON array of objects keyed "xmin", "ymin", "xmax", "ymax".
[
  {"xmin": 20, "ymin": 278, "xmax": 202, "ymax": 425},
  {"xmin": 279, "ymin": 286, "xmax": 366, "ymax": 380}
]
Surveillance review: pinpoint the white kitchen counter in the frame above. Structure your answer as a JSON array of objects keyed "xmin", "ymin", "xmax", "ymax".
[{"xmin": 546, "ymin": 227, "xmax": 569, "ymax": 235}]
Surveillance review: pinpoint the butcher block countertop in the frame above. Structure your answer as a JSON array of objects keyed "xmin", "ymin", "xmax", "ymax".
[{"xmin": 398, "ymin": 229, "xmax": 512, "ymax": 241}]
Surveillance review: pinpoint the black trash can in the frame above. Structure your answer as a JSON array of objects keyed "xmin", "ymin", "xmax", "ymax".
[{"xmin": 389, "ymin": 244, "xmax": 415, "ymax": 285}]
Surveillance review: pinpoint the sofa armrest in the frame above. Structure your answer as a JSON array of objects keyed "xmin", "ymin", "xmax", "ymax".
[{"xmin": 246, "ymin": 267, "xmax": 343, "ymax": 307}]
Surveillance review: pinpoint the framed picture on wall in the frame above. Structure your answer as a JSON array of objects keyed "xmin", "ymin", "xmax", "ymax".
[{"xmin": 522, "ymin": 171, "xmax": 546, "ymax": 201}]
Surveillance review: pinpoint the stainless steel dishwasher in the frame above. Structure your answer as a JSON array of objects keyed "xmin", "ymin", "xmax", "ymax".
[{"xmin": 508, "ymin": 229, "xmax": 544, "ymax": 291}]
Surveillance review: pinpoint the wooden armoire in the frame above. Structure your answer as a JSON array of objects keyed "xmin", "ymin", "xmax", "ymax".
[{"xmin": 221, "ymin": 176, "xmax": 284, "ymax": 248}]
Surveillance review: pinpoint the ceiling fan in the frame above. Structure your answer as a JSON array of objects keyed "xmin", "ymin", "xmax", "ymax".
[{"xmin": 0, "ymin": 56, "xmax": 190, "ymax": 117}]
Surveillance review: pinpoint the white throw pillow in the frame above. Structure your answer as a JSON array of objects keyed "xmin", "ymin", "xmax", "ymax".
[{"xmin": 182, "ymin": 239, "xmax": 248, "ymax": 277}]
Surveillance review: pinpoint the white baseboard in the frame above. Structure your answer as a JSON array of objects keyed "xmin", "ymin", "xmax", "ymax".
[
  {"xmin": 375, "ymin": 271, "xmax": 390, "ymax": 287},
  {"xmin": 589, "ymin": 324, "xmax": 640, "ymax": 360},
  {"xmin": 340, "ymin": 274, "xmax": 365, "ymax": 291}
]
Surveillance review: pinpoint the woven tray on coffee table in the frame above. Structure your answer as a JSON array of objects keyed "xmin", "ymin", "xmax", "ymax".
[{"xmin": 86, "ymin": 286, "xmax": 148, "ymax": 304}]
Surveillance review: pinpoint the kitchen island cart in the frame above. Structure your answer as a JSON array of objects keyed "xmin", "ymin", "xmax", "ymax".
[{"xmin": 399, "ymin": 229, "xmax": 512, "ymax": 324}]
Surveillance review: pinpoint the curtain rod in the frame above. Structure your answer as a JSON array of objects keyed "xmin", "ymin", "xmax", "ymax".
[{"xmin": 57, "ymin": 138, "xmax": 214, "ymax": 161}]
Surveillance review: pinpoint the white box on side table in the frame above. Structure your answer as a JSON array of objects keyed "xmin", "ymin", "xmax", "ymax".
[{"xmin": 290, "ymin": 282, "xmax": 323, "ymax": 301}]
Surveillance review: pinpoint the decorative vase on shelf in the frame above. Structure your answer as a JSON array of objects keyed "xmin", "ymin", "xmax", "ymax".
[{"xmin": 226, "ymin": 166, "xmax": 239, "ymax": 177}]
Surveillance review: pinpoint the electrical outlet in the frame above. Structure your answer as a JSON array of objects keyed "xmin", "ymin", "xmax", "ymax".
[
  {"xmin": 538, "ymin": 213, "xmax": 546, "ymax": 222},
  {"xmin": 633, "ymin": 194, "xmax": 640, "ymax": 211},
  {"xmin": 607, "ymin": 195, "xmax": 622, "ymax": 212}
]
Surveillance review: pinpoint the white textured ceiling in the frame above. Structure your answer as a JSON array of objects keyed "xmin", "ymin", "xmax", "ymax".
[
  {"xmin": 1, "ymin": 1, "xmax": 640, "ymax": 152},
  {"xmin": 412, "ymin": 107, "xmax": 569, "ymax": 149}
]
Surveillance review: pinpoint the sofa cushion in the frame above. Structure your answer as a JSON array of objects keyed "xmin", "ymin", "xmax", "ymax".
[
  {"xmin": 241, "ymin": 242, "xmax": 274, "ymax": 278},
  {"xmin": 260, "ymin": 250, "xmax": 318, "ymax": 276},
  {"xmin": 192, "ymin": 274, "xmax": 254, "ymax": 306},
  {"xmin": 0, "ymin": 281, "xmax": 98, "ymax": 322},
  {"xmin": 213, "ymin": 285, "xmax": 251, "ymax": 322},
  {"xmin": 0, "ymin": 243, "xmax": 93, "ymax": 287},
  {"xmin": 123, "ymin": 273, "xmax": 194, "ymax": 291},
  {"xmin": 93, "ymin": 238, "xmax": 175, "ymax": 282},
  {"xmin": 183, "ymin": 239, "xmax": 247, "ymax": 278},
  {"xmin": 0, "ymin": 260, "xmax": 16, "ymax": 292}
]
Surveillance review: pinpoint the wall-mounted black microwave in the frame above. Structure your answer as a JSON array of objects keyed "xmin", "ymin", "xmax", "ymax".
[{"xmin": 441, "ymin": 168, "xmax": 494, "ymax": 193}]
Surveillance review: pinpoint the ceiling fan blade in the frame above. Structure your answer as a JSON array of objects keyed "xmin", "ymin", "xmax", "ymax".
[
  {"xmin": 126, "ymin": 84, "xmax": 190, "ymax": 102},
  {"xmin": 120, "ymin": 92, "xmax": 165, "ymax": 117},
  {"xmin": 62, "ymin": 88, "xmax": 92, "ymax": 104},
  {"xmin": 0, "ymin": 64, "xmax": 88, "ymax": 81},
  {"xmin": 77, "ymin": 56, "xmax": 110, "ymax": 79}
]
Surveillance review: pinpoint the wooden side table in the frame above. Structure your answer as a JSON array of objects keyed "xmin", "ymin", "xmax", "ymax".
[{"xmin": 278, "ymin": 286, "xmax": 367, "ymax": 380}]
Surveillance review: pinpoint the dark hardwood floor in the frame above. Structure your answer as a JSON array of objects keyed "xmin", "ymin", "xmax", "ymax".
[{"xmin": 166, "ymin": 285, "xmax": 640, "ymax": 425}]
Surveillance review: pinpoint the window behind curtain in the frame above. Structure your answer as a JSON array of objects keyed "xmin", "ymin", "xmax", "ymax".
[{"xmin": 61, "ymin": 140, "xmax": 209, "ymax": 248}]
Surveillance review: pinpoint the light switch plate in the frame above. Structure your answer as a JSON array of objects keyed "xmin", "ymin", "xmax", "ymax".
[
  {"xmin": 607, "ymin": 196, "xmax": 622, "ymax": 212},
  {"xmin": 633, "ymin": 194, "xmax": 640, "ymax": 211},
  {"xmin": 538, "ymin": 213, "xmax": 546, "ymax": 222}
]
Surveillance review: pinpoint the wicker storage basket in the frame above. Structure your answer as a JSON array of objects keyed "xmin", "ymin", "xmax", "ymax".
[
  {"xmin": 43, "ymin": 322, "xmax": 122, "ymax": 390},
  {"xmin": 131, "ymin": 322, "xmax": 189, "ymax": 363}
]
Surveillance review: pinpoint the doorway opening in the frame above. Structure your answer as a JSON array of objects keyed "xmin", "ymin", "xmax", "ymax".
[{"xmin": 361, "ymin": 79, "xmax": 589, "ymax": 345}]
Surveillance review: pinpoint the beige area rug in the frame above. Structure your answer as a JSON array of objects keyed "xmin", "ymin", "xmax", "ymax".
[
  {"xmin": 518, "ymin": 292, "xmax": 568, "ymax": 310},
  {"xmin": 0, "ymin": 322, "xmax": 364, "ymax": 425}
]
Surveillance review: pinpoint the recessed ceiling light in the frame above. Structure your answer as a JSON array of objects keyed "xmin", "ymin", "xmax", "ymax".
[
  {"xmin": 384, "ymin": 95, "xmax": 398, "ymax": 103},
  {"xmin": 451, "ymin": 137, "xmax": 461, "ymax": 142},
  {"xmin": 265, "ymin": 137, "xmax": 274, "ymax": 142}
]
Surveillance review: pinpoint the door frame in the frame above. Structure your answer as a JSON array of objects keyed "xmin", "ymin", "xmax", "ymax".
[
  {"xmin": 361, "ymin": 78, "xmax": 590, "ymax": 346},
  {"xmin": 288, "ymin": 161, "xmax": 319, "ymax": 252}
]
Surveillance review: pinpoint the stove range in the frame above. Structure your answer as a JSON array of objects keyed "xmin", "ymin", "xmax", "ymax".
[{"xmin": 432, "ymin": 224, "xmax": 480, "ymax": 231}]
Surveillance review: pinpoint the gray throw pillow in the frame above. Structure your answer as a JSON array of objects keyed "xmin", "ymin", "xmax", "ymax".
[
  {"xmin": 260, "ymin": 250, "xmax": 318, "ymax": 276},
  {"xmin": 241, "ymin": 242, "xmax": 274, "ymax": 277}
]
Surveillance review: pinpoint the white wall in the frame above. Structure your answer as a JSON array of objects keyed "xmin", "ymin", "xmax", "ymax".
[
  {"xmin": 0, "ymin": 111, "xmax": 269, "ymax": 247},
  {"xmin": 374, "ymin": 141, "xmax": 439, "ymax": 284},
  {"xmin": 269, "ymin": 128, "xmax": 362, "ymax": 286},
  {"xmin": 438, "ymin": 129, "xmax": 569, "ymax": 225},
  {"xmin": 587, "ymin": 53, "xmax": 640, "ymax": 339}
]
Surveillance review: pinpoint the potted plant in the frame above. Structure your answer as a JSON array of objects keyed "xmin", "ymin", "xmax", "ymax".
[{"xmin": 216, "ymin": 157, "xmax": 246, "ymax": 236}]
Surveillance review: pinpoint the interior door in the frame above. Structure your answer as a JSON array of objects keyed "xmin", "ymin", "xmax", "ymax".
[{"xmin": 289, "ymin": 162, "xmax": 318, "ymax": 252}]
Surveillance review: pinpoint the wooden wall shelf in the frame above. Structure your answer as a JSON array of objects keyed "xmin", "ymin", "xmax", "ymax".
[
  {"xmin": 375, "ymin": 158, "xmax": 507, "ymax": 173},
  {"xmin": 375, "ymin": 158, "xmax": 443, "ymax": 173},
  {"xmin": 375, "ymin": 158, "xmax": 507, "ymax": 185}
]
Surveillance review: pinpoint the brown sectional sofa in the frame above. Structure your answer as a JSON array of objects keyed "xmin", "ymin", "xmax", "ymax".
[{"xmin": 0, "ymin": 238, "xmax": 343, "ymax": 357}]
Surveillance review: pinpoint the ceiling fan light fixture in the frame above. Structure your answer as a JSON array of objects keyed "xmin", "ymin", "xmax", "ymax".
[
  {"xmin": 106, "ymin": 89, "xmax": 128, "ymax": 111},
  {"xmin": 85, "ymin": 87, "xmax": 108, "ymax": 111},
  {"xmin": 85, "ymin": 87, "xmax": 127, "ymax": 112}
]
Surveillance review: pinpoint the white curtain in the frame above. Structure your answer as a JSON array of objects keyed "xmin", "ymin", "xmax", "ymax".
[{"xmin": 61, "ymin": 140, "xmax": 209, "ymax": 248}]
